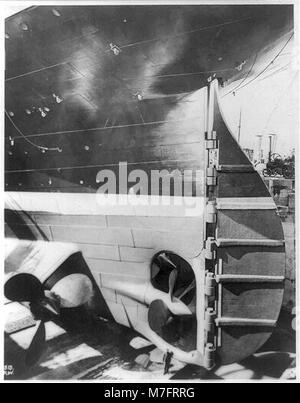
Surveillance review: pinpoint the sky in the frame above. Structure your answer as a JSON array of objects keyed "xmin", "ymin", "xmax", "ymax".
[
  {"xmin": 220, "ymin": 33, "xmax": 298, "ymax": 159},
  {"xmin": 1, "ymin": 4, "xmax": 28, "ymax": 19}
]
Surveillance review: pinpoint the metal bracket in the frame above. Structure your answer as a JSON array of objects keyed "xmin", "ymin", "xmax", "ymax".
[
  {"xmin": 205, "ymin": 307, "xmax": 217, "ymax": 332},
  {"xmin": 205, "ymin": 272, "xmax": 217, "ymax": 297},
  {"xmin": 206, "ymin": 201, "xmax": 217, "ymax": 224},
  {"xmin": 204, "ymin": 305, "xmax": 217, "ymax": 369},
  {"xmin": 206, "ymin": 167, "xmax": 217, "ymax": 186},
  {"xmin": 205, "ymin": 130, "xmax": 217, "ymax": 141},
  {"xmin": 205, "ymin": 139, "xmax": 218, "ymax": 150},
  {"xmin": 203, "ymin": 343, "xmax": 216, "ymax": 370},
  {"xmin": 204, "ymin": 237, "xmax": 217, "ymax": 260},
  {"xmin": 205, "ymin": 130, "xmax": 218, "ymax": 151}
]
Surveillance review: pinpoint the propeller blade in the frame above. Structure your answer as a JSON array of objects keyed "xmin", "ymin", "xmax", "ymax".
[
  {"xmin": 148, "ymin": 299, "xmax": 173, "ymax": 338},
  {"xmin": 5, "ymin": 273, "xmax": 44, "ymax": 303},
  {"xmin": 158, "ymin": 253, "xmax": 177, "ymax": 269},
  {"xmin": 29, "ymin": 292, "xmax": 60, "ymax": 321},
  {"xmin": 168, "ymin": 269, "xmax": 178, "ymax": 302},
  {"xmin": 25, "ymin": 320, "xmax": 47, "ymax": 367},
  {"xmin": 130, "ymin": 337, "xmax": 153, "ymax": 350},
  {"xmin": 40, "ymin": 291, "xmax": 60, "ymax": 316},
  {"xmin": 177, "ymin": 279, "xmax": 196, "ymax": 301}
]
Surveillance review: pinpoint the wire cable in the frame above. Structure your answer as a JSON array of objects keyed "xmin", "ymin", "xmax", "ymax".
[
  {"xmin": 258, "ymin": 62, "xmax": 292, "ymax": 83},
  {"xmin": 5, "ymin": 109, "xmax": 61, "ymax": 152},
  {"xmin": 116, "ymin": 16, "xmax": 253, "ymax": 50},
  {"xmin": 124, "ymin": 67, "xmax": 235, "ymax": 81},
  {"xmin": 9, "ymin": 116, "xmax": 202, "ymax": 141},
  {"xmin": 227, "ymin": 33, "xmax": 294, "ymax": 94},
  {"xmin": 6, "ymin": 157, "xmax": 202, "ymax": 174},
  {"xmin": 222, "ymin": 53, "xmax": 258, "ymax": 97}
]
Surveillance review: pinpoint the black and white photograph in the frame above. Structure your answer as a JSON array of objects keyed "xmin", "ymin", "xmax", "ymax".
[{"xmin": 1, "ymin": 0, "xmax": 298, "ymax": 384}]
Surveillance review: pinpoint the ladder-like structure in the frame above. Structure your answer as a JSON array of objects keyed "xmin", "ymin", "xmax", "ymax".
[{"xmin": 203, "ymin": 80, "xmax": 285, "ymax": 366}]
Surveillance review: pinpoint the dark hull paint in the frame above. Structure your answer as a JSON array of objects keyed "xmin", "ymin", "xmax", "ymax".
[{"xmin": 5, "ymin": 5, "xmax": 293, "ymax": 194}]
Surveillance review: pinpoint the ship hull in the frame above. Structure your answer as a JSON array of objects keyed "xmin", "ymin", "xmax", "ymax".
[
  {"xmin": 5, "ymin": 80, "xmax": 286, "ymax": 368},
  {"xmin": 4, "ymin": 5, "xmax": 291, "ymax": 370}
]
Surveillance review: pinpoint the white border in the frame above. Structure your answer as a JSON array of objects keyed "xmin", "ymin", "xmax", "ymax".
[{"xmin": 0, "ymin": 0, "xmax": 299, "ymax": 384}]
